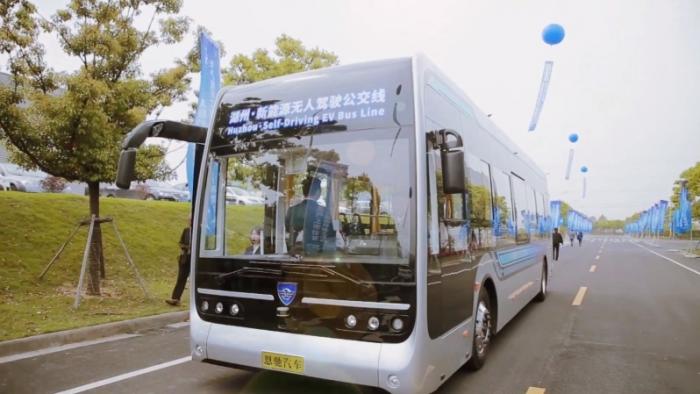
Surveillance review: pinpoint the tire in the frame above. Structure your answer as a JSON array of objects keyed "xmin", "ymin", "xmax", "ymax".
[
  {"xmin": 10, "ymin": 183, "xmax": 17, "ymax": 191},
  {"xmin": 534, "ymin": 261, "xmax": 548, "ymax": 302},
  {"xmin": 145, "ymin": 194, "xmax": 155, "ymax": 201},
  {"xmin": 467, "ymin": 286, "xmax": 493, "ymax": 370}
]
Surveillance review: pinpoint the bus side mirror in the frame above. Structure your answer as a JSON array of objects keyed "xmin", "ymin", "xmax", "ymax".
[
  {"xmin": 431, "ymin": 129, "xmax": 466, "ymax": 194},
  {"xmin": 441, "ymin": 149, "xmax": 465, "ymax": 194},
  {"xmin": 116, "ymin": 149, "xmax": 137, "ymax": 189}
]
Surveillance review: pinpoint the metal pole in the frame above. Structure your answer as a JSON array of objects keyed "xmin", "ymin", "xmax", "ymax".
[
  {"xmin": 39, "ymin": 223, "xmax": 82, "ymax": 280},
  {"xmin": 111, "ymin": 220, "xmax": 151, "ymax": 299},
  {"xmin": 74, "ymin": 215, "xmax": 95, "ymax": 309}
]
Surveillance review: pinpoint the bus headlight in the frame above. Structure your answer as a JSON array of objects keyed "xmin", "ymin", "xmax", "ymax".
[
  {"xmin": 200, "ymin": 300, "xmax": 209, "ymax": 312},
  {"xmin": 391, "ymin": 317, "xmax": 404, "ymax": 332},
  {"xmin": 367, "ymin": 316, "xmax": 380, "ymax": 331},
  {"xmin": 345, "ymin": 314, "xmax": 357, "ymax": 328},
  {"xmin": 230, "ymin": 303, "xmax": 240, "ymax": 316},
  {"xmin": 215, "ymin": 302, "xmax": 224, "ymax": 314}
]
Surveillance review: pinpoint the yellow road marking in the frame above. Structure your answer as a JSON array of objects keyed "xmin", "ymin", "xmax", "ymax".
[
  {"xmin": 526, "ymin": 387, "xmax": 546, "ymax": 394},
  {"xmin": 590, "ymin": 265, "xmax": 597, "ymax": 272},
  {"xmin": 572, "ymin": 286, "xmax": 588, "ymax": 306}
]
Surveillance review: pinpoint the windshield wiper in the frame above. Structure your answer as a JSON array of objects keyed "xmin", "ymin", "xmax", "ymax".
[
  {"xmin": 214, "ymin": 251, "xmax": 375, "ymax": 288},
  {"xmin": 284, "ymin": 263, "xmax": 373, "ymax": 288},
  {"xmin": 215, "ymin": 266, "xmax": 283, "ymax": 283}
]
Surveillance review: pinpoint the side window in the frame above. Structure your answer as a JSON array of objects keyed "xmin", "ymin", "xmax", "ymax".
[
  {"xmin": 203, "ymin": 158, "xmax": 223, "ymax": 251},
  {"xmin": 491, "ymin": 170, "xmax": 515, "ymax": 246},
  {"xmin": 425, "ymin": 85, "xmax": 461, "ymax": 130},
  {"xmin": 510, "ymin": 175, "xmax": 530, "ymax": 243},
  {"xmin": 466, "ymin": 154, "xmax": 494, "ymax": 251},
  {"xmin": 425, "ymin": 90, "xmax": 468, "ymax": 258},
  {"xmin": 430, "ymin": 151, "xmax": 468, "ymax": 256}
]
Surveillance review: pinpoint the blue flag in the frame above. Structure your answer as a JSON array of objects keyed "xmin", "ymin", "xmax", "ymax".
[
  {"xmin": 190, "ymin": 34, "xmax": 221, "ymax": 239},
  {"xmin": 188, "ymin": 33, "xmax": 221, "ymax": 197}
]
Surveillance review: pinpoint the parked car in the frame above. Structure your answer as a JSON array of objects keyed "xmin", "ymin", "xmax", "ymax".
[
  {"xmin": 0, "ymin": 178, "xmax": 10, "ymax": 191},
  {"xmin": 171, "ymin": 182, "xmax": 192, "ymax": 202},
  {"xmin": 144, "ymin": 181, "xmax": 189, "ymax": 202},
  {"xmin": 226, "ymin": 186, "xmax": 264, "ymax": 205},
  {"xmin": 96, "ymin": 183, "xmax": 147, "ymax": 199},
  {"xmin": 0, "ymin": 163, "xmax": 46, "ymax": 192},
  {"xmin": 94, "ymin": 181, "xmax": 188, "ymax": 202}
]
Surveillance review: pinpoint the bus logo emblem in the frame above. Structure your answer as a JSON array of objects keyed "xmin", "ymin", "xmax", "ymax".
[{"xmin": 277, "ymin": 282, "xmax": 298, "ymax": 306}]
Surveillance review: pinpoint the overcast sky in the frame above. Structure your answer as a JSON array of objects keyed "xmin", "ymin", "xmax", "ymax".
[{"xmin": 13, "ymin": 0, "xmax": 700, "ymax": 220}]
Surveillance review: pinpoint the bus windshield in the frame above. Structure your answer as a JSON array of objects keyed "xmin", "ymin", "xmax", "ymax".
[{"xmin": 199, "ymin": 127, "xmax": 413, "ymax": 265}]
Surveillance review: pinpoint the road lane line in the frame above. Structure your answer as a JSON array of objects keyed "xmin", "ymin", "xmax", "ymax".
[
  {"xmin": 590, "ymin": 265, "xmax": 597, "ymax": 272},
  {"xmin": 0, "ymin": 334, "xmax": 140, "ymax": 365},
  {"xmin": 526, "ymin": 387, "xmax": 546, "ymax": 394},
  {"xmin": 595, "ymin": 255, "xmax": 600, "ymax": 260},
  {"xmin": 634, "ymin": 243, "xmax": 700, "ymax": 276},
  {"xmin": 572, "ymin": 287, "xmax": 588, "ymax": 306},
  {"xmin": 54, "ymin": 356, "xmax": 191, "ymax": 394}
]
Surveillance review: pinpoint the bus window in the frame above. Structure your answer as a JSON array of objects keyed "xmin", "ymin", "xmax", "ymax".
[
  {"xmin": 491, "ymin": 170, "xmax": 515, "ymax": 246},
  {"xmin": 202, "ymin": 159, "xmax": 223, "ymax": 252},
  {"xmin": 466, "ymin": 154, "xmax": 495, "ymax": 252},
  {"xmin": 510, "ymin": 174, "xmax": 530, "ymax": 244},
  {"xmin": 208, "ymin": 128, "xmax": 411, "ymax": 260},
  {"xmin": 425, "ymin": 85, "xmax": 461, "ymax": 131},
  {"xmin": 223, "ymin": 156, "xmax": 267, "ymax": 256}
]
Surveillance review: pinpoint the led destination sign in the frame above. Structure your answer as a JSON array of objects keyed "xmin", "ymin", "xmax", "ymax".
[{"xmin": 225, "ymin": 88, "xmax": 389, "ymax": 136}]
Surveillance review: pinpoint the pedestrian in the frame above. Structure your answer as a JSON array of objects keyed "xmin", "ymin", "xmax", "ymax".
[
  {"xmin": 577, "ymin": 231, "xmax": 583, "ymax": 246},
  {"xmin": 569, "ymin": 231, "xmax": 575, "ymax": 247},
  {"xmin": 166, "ymin": 218, "xmax": 192, "ymax": 306},
  {"xmin": 552, "ymin": 227, "xmax": 563, "ymax": 261}
]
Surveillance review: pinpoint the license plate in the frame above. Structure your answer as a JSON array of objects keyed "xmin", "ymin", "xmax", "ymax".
[{"xmin": 261, "ymin": 351, "xmax": 305, "ymax": 374}]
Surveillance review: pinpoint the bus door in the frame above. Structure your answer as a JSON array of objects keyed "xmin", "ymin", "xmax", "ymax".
[{"xmin": 426, "ymin": 147, "xmax": 475, "ymax": 340}]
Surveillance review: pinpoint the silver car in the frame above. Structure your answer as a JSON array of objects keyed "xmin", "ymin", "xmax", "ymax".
[{"xmin": 0, "ymin": 163, "xmax": 46, "ymax": 192}]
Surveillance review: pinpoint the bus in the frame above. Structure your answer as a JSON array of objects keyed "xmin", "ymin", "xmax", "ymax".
[{"xmin": 116, "ymin": 54, "xmax": 551, "ymax": 394}]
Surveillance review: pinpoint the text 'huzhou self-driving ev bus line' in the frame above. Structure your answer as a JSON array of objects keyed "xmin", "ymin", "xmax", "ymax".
[{"xmin": 117, "ymin": 54, "xmax": 551, "ymax": 394}]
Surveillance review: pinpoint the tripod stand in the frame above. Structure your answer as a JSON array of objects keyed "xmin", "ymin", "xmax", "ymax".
[{"xmin": 38, "ymin": 215, "xmax": 151, "ymax": 309}]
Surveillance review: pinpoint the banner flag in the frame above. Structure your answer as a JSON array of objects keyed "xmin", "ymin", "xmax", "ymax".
[
  {"xmin": 528, "ymin": 61, "xmax": 554, "ymax": 131},
  {"xmin": 188, "ymin": 33, "xmax": 221, "ymax": 197},
  {"xmin": 550, "ymin": 200, "xmax": 561, "ymax": 231}
]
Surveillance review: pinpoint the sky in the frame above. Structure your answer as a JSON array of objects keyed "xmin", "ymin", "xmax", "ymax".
[{"xmin": 9, "ymin": 0, "xmax": 700, "ymax": 220}]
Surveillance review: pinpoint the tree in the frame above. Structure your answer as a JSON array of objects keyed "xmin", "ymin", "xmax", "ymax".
[
  {"xmin": 0, "ymin": 0, "xmax": 192, "ymax": 295},
  {"xmin": 671, "ymin": 162, "xmax": 700, "ymax": 219},
  {"xmin": 223, "ymin": 34, "xmax": 338, "ymax": 85}
]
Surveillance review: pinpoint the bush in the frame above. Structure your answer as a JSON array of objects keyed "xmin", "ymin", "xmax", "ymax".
[{"xmin": 41, "ymin": 176, "xmax": 67, "ymax": 193}]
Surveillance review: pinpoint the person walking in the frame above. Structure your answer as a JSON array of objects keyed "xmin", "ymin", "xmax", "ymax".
[
  {"xmin": 569, "ymin": 231, "xmax": 575, "ymax": 247},
  {"xmin": 577, "ymin": 231, "xmax": 583, "ymax": 246},
  {"xmin": 166, "ymin": 219, "xmax": 192, "ymax": 306},
  {"xmin": 552, "ymin": 227, "xmax": 564, "ymax": 261}
]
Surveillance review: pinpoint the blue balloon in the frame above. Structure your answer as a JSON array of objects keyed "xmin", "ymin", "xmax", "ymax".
[
  {"xmin": 542, "ymin": 24, "xmax": 565, "ymax": 45},
  {"xmin": 581, "ymin": 166, "xmax": 588, "ymax": 173},
  {"xmin": 568, "ymin": 133, "xmax": 579, "ymax": 143}
]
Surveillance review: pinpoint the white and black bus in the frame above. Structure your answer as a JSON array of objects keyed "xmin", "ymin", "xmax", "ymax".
[{"xmin": 117, "ymin": 54, "xmax": 551, "ymax": 394}]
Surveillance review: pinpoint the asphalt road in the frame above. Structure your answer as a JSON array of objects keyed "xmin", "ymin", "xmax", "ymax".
[{"xmin": 1, "ymin": 236, "xmax": 699, "ymax": 394}]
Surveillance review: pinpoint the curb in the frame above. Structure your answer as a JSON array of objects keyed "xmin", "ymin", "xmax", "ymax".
[{"xmin": 0, "ymin": 310, "xmax": 188, "ymax": 358}]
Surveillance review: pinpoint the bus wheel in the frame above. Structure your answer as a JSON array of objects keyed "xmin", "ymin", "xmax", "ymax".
[
  {"xmin": 534, "ymin": 261, "xmax": 547, "ymax": 302},
  {"xmin": 467, "ymin": 287, "xmax": 492, "ymax": 370}
]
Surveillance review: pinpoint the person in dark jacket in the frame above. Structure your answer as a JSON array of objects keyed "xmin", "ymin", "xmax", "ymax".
[
  {"xmin": 166, "ymin": 220, "xmax": 192, "ymax": 306},
  {"xmin": 285, "ymin": 176, "xmax": 335, "ymax": 254},
  {"xmin": 552, "ymin": 227, "xmax": 564, "ymax": 261},
  {"xmin": 577, "ymin": 231, "xmax": 583, "ymax": 246}
]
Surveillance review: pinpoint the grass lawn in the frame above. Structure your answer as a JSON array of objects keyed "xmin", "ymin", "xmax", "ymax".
[{"xmin": 0, "ymin": 192, "xmax": 196, "ymax": 341}]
